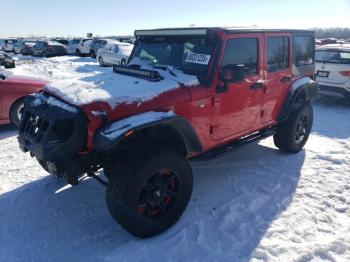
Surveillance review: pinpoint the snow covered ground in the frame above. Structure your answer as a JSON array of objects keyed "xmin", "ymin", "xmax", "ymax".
[{"xmin": 0, "ymin": 56, "xmax": 349, "ymax": 262}]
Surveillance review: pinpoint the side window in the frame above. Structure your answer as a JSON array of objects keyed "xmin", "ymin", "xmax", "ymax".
[
  {"xmin": 293, "ymin": 35, "xmax": 314, "ymax": 67},
  {"xmin": 267, "ymin": 36, "xmax": 289, "ymax": 72},
  {"xmin": 222, "ymin": 38, "xmax": 258, "ymax": 76}
]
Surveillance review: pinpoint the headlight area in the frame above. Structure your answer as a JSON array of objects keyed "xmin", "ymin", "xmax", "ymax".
[{"xmin": 18, "ymin": 93, "xmax": 89, "ymax": 184}]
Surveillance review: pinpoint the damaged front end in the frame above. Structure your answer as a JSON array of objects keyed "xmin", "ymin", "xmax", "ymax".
[{"xmin": 18, "ymin": 92, "xmax": 89, "ymax": 185}]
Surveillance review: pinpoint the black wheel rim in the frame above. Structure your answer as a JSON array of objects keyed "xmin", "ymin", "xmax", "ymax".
[
  {"xmin": 295, "ymin": 114, "xmax": 309, "ymax": 144},
  {"xmin": 137, "ymin": 169, "xmax": 179, "ymax": 218}
]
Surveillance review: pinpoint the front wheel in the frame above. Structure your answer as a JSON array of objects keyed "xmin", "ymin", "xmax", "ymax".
[
  {"xmin": 274, "ymin": 103, "xmax": 313, "ymax": 153},
  {"xmin": 98, "ymin": 57, "xmax": 105, "ymax": 66},
  {"xmin": 106, "ymin": 146, "xmax": 193, "ymax": 238}
]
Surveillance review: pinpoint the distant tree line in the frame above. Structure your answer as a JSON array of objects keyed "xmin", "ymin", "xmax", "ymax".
[{"xmin": 314, "ymin": 28, "xmax": 350, "ymax": 40}]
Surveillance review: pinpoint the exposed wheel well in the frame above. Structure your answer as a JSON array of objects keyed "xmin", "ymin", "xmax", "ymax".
[{"xmin": 117, "ymin": 124, "xmax": 188, "ymax": 157}]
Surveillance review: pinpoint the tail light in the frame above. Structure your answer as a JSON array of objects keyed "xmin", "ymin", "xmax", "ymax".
[{"xmin": 339, "ymin": 71, "xmax": 350, "ymax": 77}]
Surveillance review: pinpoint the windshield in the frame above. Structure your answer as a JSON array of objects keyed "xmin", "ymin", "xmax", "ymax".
[
  {"xmin": 315, "ymin": 50, "xmax": 350, "ymax": 64},
  {"xmin": 129, "ymin": 36, "xmax": 215, "ymax": 76}
]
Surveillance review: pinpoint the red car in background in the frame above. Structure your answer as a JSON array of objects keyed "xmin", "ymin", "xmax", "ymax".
[{"xmin": 0, "ymin": 71, "xmax": 48, "ymax": 126}]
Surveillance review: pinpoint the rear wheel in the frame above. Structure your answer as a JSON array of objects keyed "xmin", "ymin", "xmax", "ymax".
[
  {"xmin": 10, "ymin": 98, "xmax": 25, "ymax": 127},
  {"xmin": 76, "ymin": 49, "xmax": 82, "ymax": 56},
  {"xmin": 106, "ymin": 146, "xmax": 193, "ymax": 238},
  {"xmin": 274, "ymin": 103, "xmax": 313, "ymax": 153},
  {"xmin": 90, "ymin": 51, "xmax": 96, "ymax": 58}
]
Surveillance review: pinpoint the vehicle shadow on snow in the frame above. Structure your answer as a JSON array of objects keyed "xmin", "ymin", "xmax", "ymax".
[
  {"xmin": 0, "ymin": 124, "xmax": 17, "ymax": 140},
  {"xmin": 313, "ymin": 96, "xmax": 350, "ymax": 139},
  {"xmin": 0, "ymin": 141, "xmax": 305, "ymax": 262},
  {"xmin": 66, "ymin": 56, "xmax": 97, "ymax": 63}
]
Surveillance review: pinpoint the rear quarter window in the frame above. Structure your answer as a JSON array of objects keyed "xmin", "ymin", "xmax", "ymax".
[
  {"xmin": 267, "ymin": 36, "xmax": 290, "ymax": 72},
  {"xmin": 293, "ymin": 34, "xmax": 315, "ymax": 76}
]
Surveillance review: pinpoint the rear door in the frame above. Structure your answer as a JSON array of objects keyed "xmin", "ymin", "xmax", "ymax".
[
  {"xmin": 211, "ymin": 33, "xmax": 264, "ymax": 141},
  {"xmin": 261, "ymin": 33, "xmax": 292, "ymax": 124},
  {"xmin": 110, "ymin": 45, "xmax": 121, "ymax": 65},
  {"xmin": 102, "ymin": 44, "xmax": 112, "ymax": 64}
]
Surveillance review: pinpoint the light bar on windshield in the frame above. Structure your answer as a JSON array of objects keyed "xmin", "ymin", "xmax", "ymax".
[
  {"xmin": 135, "ymin": 28, "xmax": 208, "ymax": 36},
  {"xmin": 113, "ymin": 65, "xmax": 161, "ymax": 81}
]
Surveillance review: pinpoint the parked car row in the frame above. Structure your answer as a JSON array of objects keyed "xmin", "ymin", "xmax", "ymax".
[{"xmin": 0, "ymin": 36, "xmax": 134, "ymax": 60}]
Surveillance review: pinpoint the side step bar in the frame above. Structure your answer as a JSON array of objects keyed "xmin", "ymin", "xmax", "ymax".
[{"xmin": 191, "ymin": 127, "xmax": 276, "ymax": 161}]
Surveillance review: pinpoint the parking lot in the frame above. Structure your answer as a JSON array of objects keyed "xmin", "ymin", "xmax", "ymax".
[{"xmin": 0, "ymin": 55, "xmax": 349, "ymax": 261}]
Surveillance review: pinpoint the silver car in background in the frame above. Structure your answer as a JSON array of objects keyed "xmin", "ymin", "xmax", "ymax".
[{"xmin": 96, "ymin": 41, "xmax": 133, "ymax": 66}]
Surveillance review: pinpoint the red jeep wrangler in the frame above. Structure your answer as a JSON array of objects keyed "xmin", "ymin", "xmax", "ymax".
[{"xmin": 18, "ymin": 28, "xmax": 318, "ymax": 238}]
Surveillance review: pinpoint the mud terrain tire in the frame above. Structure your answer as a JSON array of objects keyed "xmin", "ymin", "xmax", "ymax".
[
  {"xmin": 274, "ymin": 103, "xmax": 313, "ymax": 153},
  {"xmin": 106, "ymin": 146, "xmax": 193, "ymax": 238}
]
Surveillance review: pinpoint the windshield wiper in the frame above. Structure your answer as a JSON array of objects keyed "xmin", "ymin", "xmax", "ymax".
[{"xmin": 152, "ymin": 64, "xmax": 178, "ymax": 77}]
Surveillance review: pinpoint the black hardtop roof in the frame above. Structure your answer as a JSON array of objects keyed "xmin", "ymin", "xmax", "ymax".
[{"xmin": 135, "ymin": 27, "xmax": 314, "ymax": 36}]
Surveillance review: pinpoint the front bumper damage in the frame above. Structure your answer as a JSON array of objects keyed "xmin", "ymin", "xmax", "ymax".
[{"xmin": 18, "ymin": 93, "xmax": 89, "ymax": 184}]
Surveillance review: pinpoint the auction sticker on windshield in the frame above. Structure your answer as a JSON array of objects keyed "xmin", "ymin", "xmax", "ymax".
[{"xmin": 185, "ymin": 52, "xmax": 211, "ymax": 65}]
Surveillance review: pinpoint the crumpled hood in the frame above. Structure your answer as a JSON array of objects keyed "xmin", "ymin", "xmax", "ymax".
[{"xmin": 44, "ymin": 65, "xmax": 199, "ymax": 109}]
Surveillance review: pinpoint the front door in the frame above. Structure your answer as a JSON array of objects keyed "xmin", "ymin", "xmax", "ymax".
[
  {"xmin": 261, "ymin": 33, "xmax": 292, "ymax": 124},
  {"xmin": 211, "ymin": 34, "xmax": 264, "ymax": 141}
]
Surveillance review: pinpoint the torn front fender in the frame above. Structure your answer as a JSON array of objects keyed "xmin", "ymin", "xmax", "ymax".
[{"xmin": 93, "ymin": 111, "xmax": 203, "ymax": 155}]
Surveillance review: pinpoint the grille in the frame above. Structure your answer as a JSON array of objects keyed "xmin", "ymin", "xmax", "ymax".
[{"xmin": 20, "ymin": 111, "xmax": 50, "ymax": 143}]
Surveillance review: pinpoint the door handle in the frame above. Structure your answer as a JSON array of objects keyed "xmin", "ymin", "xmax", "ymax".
[
  {"xmin": 250, "ymin": 83, "xmax": 265, "ymax": 91},
  {"xmin": 281, "ymin": 76, "xmax": 292, "ymax": 83}
]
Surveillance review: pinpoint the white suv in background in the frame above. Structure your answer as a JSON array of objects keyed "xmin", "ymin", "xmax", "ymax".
[
  {"xmin": 315, "ymin": 44, "xmax": 350, "ymax": 99},
  {"xmin": 96, "ymin": 41, "xmax": 133, "ymax": 66},
  {"xmin": 67, "ymin": 38, "xmax": 92, "ymax": 56}
]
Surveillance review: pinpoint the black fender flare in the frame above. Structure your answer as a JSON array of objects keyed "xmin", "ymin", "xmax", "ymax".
[
  {"xmin": 93, "ymin": 112, "xmax": 203, "ymax": 155},
  {"xmin": 278, "ymin": 77, "xmax": 318, "ymax": 122}
]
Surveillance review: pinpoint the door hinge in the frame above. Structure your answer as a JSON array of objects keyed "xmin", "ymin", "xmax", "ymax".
[
  {"xmin": 210, "ymin": 125, "xmax": 219, "ymax": 134},
  {"xmin": 260, "ymin": 110, "xmax": 265, "ymax": 117}
]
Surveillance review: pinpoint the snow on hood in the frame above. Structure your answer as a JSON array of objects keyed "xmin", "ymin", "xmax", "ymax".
[{"xmin": 45, "ymin": 61, "xmax": 199, "ymax": 108}]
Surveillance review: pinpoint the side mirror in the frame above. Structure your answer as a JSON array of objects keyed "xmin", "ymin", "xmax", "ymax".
[{"xmin": 221, "ymin": 64, "xmax": 246, "ymax": 83}]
